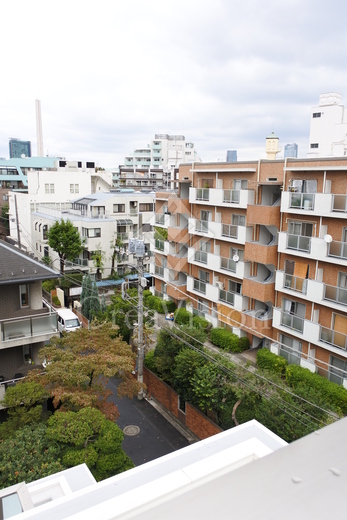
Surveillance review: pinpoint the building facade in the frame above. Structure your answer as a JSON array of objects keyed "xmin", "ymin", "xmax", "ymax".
[
  {"xmin": 284, "ymin": 143, "xmax": 298, "ymax": 159},
  {"xmin": 9, "ymin": 139, "xmax": 32, "ymax": 159},
  {"xmin": 308, "ymin": 92, "xmax": 347, "ymax": 158},
  {"xmin": 151, "ymin": 157, "xmax": 347, "ymax": 385}
]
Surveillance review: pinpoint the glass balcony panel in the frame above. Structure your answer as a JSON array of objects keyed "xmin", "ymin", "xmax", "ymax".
[
  {"xmin": 3, "ymin": 319, "xmax": 31, "ymax": 340},
  {"xmin": 320, "ymin": 326, "xmax": 347, "ymax": 350},
  {"xmin": 220, "ymin": 257, "xmax": 237, "ymax": 272},
  {"xmin": 195, "ymin": 251, "xmax": 207, "ymax": 263},
  {"xmin": 193, "ymin": 279, "xmax": 206, "ymax": 293},
  {"xmin": 32, "ymin": 314, "xmax": 57, "ymax": 335},
  {"xmin": 196, "ymin": 189, "xmax": 210, "ymax": 201},
  {"xmin": 337, "ymin": 287, "xmax": 347, "ymax": 305},
  {"xmin": 290, "ymin": 193, "xmax": 301, "ymax": 208},
  {"xmin": 219, "ymin": 290, "xmax": 235, "ymax": 305},
  {"xmin": 280, "ymin": 311, "xmax": 304, "ymax": 333},
  {"xmin": 284, "ymin": 274, "xmax": 307, "ymax": 294},
  {"xmin": 196, "ymin": 220, "xmax": 209, "ymax": 233},
  {"xmin": 329, "ymin": 241, "xmax": 347, "ymax": 260},
  {"xmin": 287, "ymin": 234, "xmax": 310, "ymax": 252},
  {"xmin": 332, "ymin": 194, "xmax": 347, "ymax": 212},
  {"xmin": 221, "ymin": 224, "xmax": 238, "ymax": 238},
  {"xmin": 155, "ymin": 265, "xmax": 164, "ymax": 277}
]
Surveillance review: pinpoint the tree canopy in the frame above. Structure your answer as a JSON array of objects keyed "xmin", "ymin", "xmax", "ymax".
[
  {"xmin": 81, "ymin": 274, "xmax": 101, "ymax": 321},
  {"xmin": 46, "ymin": 407, "xmax": 134, "ymax": 481},
  {"xmin": 47, "ymin": 219, "xmax": 83, "ymax": 274},
  {"xmin": 37, "ymin": 322, "xmax": 143, "ymax": 420}
]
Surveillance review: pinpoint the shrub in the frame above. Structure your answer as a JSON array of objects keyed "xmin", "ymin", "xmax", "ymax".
[
  {"xmin": 286, "ymin": 364, "xmax": 347, "ymax": 415},
  {"xmin": 192, "ymin": 315, "xmax": 211, "ymax": 331},
  {"xmin": 42, "ymin": 279, "xmax": 59, "ymax": 292},
  {"xmin": 174, "ymin": 308, "xmax": 192, "ymax": 325},
  {"xmin": 238, "ymin": 336, "xmax": 250, "ymax": 352},
  {"xmin": 145, "ymin": 295, "xmax": 157, "ymax": 310},
  {"xmin": 210, "ymin": 328, "xmax": 241, "ymax": 352},
  {"xmin": 257, "ymin": 348, "xmax": 287, "ymax": 375},
  {"xmin": 144, "ymin": 350, "xmax": 157, "ymax": 373},
  {"xmin": 165, "ymin": 300, "xmax": 176, "ymax": 313},
  {"xmin": 52, "ymin": 295, "xmax": 61, "ymax": 307}
]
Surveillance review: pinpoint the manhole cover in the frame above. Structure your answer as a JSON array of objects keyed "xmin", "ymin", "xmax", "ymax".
[{"xmin": 123, "ymin": 425, "xmax": 140, "ymax": 436}]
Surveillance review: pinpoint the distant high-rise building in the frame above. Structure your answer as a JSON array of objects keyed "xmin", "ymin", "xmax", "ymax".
[
  {"xmin": 9, "ymin": 139, "xmax": 31, "ymax": 158},
  {"xmin": 226, "ymin": 150, "xmax": 237, "ymax": 162},
  {"xmin": 284, "ymin": 143, "xmax": 298, "ymax": 159}
]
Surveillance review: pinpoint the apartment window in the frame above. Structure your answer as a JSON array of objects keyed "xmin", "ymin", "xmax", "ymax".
[
  {"xmin": 312, "ymin": 112, "xmax": 321, "ymax": 118},
  {"xmin": 290, "ymin": 179, "xmax": 317, "ymax": 194},
  {"xmin": 228, "ymin": 280, "xmax": 241, "ymax": 294},
  {"xmin": 200, "ymin": 210, "xmax": 211, "ymax": 222},
  {"xmin": 199, "ymin": 240, "xmax": 211, "ymax": 253},
  {"xmin": 310, "ymin": 143, "xmax": 319, "ymax": 149},
  {"xmin": 233, "ymin": 179, "xmax": 248, "ymax": 190},
  {"xmin": 113, "ymin": 204, "xmax": 125, "ymax": 213},
  {"xmin": 142, "ymin": 223, "xmax": 152, "ymax": 232},
  {"xmin": 232, "ymin": 214, "xmax": 245, "ymax": 226},
  {"xmin": 279, "ymin": 335, "xmax": 302, "ymax": 365},
  {"xmin": 201, "ymin": 179, "xmax": 213, "ymax": 188},
  {"xmin": 329, "ymin": 355, "xmax": 347, "ymax": 385},
  {"xmin": 82, "ymin": 227, "xmax": 101, "ymax": 238},
  {"xmin": 43, "ymin": 225, "xmax": 48, "ymax": 240},
  {"xmin": 198, "ymin": 270, "xmax": 210, "ymax": 283},
  {"xmin": 45, "ymin": 183, "xmax": 49, "ymax": 194},
  {"xmin": 44, "ymin": 246, "xmax": 49, "ymax": 258},
  {"xmin": 70, "ymin": 184, "xmax": 79, "ymax": 194},
  {"xmin": 19, "ymin": 284, "xmax": 29, "ymax": 307},
  {"xmin": 139, "ymin": 203, "xmax": 154, "ymax": 212},
  {"xmin": 2, "ymin": 194, "xmax": 8, "ymax": 201},
  {"xmin": 230, "ymin": 247, "xmax": 243, "ymax": 261}
]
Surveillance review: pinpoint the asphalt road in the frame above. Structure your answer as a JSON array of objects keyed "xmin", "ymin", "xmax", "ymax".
[{"xmin": 108, "ymin": 378, "xmax": 190, "ymax": 466}]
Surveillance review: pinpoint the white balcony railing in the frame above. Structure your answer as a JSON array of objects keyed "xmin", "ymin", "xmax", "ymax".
[
  {"xmin": 189, "ymin": 187, "xmax": 254, "ymax": 208},
  {"xmin": 189, "ymin": 218, "xmax": 250, "ymax": 244},
  {"xmin": 187, "ymin": 248, "xmax": 249, "ymax": 280},
  {"xmin": 1, "ymin": 313, "xmax": 58, "ymax": 343}
]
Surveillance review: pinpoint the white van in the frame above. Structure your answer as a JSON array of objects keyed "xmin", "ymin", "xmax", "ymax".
[{"xmin": 57, "ymin": 308, "xmax": 81, "ymax": 334}]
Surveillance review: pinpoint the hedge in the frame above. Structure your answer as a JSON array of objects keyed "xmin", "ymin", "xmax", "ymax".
[
  {"xmin": 286, "ymin": 364, "xmax": 347, "ymax": 415},
  {"xmin": 192, "ymin": 315, "xmax": 211, "ymax": 331},
  {"xmin": 210, "ymin": 328, "xmax": 249, "ymax": 353},
  {"xmin": 174, "ymin": 308, "xmax": 192, "ymax": 325},
  {"xmin": 144, "ymin": 350, "xmax": 157, "ymax": 373},
  {"xmin": 144, "ymin": 293, "xmax": 176, "ymax": 314},
  {"xmin": 257, "ymin": 348, "xmax": 287, "ymax": 376}
]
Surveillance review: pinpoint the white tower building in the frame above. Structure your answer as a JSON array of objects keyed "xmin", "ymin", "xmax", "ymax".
[{"xmin": 308, "ymin": 93, "xmax": 347, "ymax": 158}]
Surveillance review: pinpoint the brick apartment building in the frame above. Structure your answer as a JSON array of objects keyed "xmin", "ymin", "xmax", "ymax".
[{"xmin": 150, "ymin": 157, "xmax": 347, "ymax": 385}]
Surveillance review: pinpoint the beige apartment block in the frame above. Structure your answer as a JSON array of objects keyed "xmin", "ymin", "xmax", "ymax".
[{"xmin": 151, "ymin": 157, "xmax": 347, "ymax": 386}]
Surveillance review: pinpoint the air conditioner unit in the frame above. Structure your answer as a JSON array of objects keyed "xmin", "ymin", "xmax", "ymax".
[{"xmin": 216, "ymin": 281, "xmax": 224, "ymax": 290}]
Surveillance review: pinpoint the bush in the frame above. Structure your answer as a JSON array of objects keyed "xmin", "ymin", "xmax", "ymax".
[
  {"xmin": 238, "ymin": 336, "xmax": 250, "ymax": 352},
  {"xmin": 210, "ymin": 328, "xmax": 241, "ymax": 352},
  {"xmin": 192, "ymin": 315, "xmax": 211, "ymax": 331},
  {"xmin": 257, "ymin": 348, "xmax": 287, "ymax": 375},
  {"xmin": 286, "ymin": 364, "xmax": 347, "ymax": 415},
  {"xmin": 52, "ymin": 295, "xmax": 61, "ymax": 307},
  {"xmin": 42, "ymin": 279, "xmax": 59, "ymax": 292},
  {"xmin": 144, "ymin": 350, "xmax": 157, "ymax": 373},
  {"xmin": 174, "ymin": 308, "xmax": 192, "ymax": 325}
]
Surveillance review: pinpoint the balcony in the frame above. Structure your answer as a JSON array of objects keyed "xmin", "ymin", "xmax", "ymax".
[
  {"xmin": 242, "ymin": 277, "xmax": 275, "ymax": 304},
  {"xmin": 155, "ymin": 213, "xmax": 171, "ymax": 227},
  {"xmin": 194, "ymin": 250, "xmax": 208, "ymax": 264},
  {"xmin": 166, "ymin": 281, "xmax": 187, "ymax": 300},
  {"xmin": 289, "ymin": 192, "xmax": 315, "ymax": 211},
  {"xmin": 150, "ymin": 263, "xmax": 170, "ymax": 283},
  {"xmin": 328, "ymin": 240, "xmax": 347, "ymax": 261},
  {"xmin": 287, "ymin": 233, "xmax": 311, "ymax": 253},
  {"xmin": 167, "ymin": 226, "xmax": 189, "ymax": 244},
  {"xmin": 221, "ymin": 224, "xmax": 238, "ymax": 239},
  {"xmin": 193, "ymin": 279, "xmax": 207, "ymax": 294},
  {"xmin": 189, "ymin": 187, "xmax": 254, "ymax": 208},
  {"xmin": 281, "ymin": 191, "xmax": 347, "ymax": 219},
  {"xmin": 246, "ymin": 204, "xmax": 280, "ymax": 228},
  {"xmin": 0, "ymin": 312, "xmax": 58, "ymax": 349},
  {"xmin": 278, "ymin": 232, "xmax": 347, "ymax": 266},
  {"xmin": 219, "ymin": 289, "xmax": 235, "ymax": 306},
  {"xmin": 279, "ymin": 310, "xmax": 304, "ymax": 333},
  {"xmin": 244, "ymin": 242, "xmax": 278, "ymax": 266},
  {"xmin": 187, "ymin": 248, "xmax": 249, "ymax": 280},
  {"xmin": 189, "ymin": 218, "xmax": 251, "ymax": 245},
  {"xmin": 154, "ymin": 238, "xmax": 165, "ymax": 253},
  {"xmin": 320, "ymin": 326, "xmax": 347, "ymax": 351}
]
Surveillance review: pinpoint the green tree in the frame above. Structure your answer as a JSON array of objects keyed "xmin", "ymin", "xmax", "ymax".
[
  {"xmin": 46, "ymin": 407, "xmax": 134, "ymax": 481},
  {"xmin": 0, "ymin": 424, "xmax": 64, "ymax": 488},
  {"xmin": 92, "ymin": 245, "xmax": 106, "ymax": 281},
  {"xmin": 47, "ymin": 219, "xmax": 83, "ymax": 274},
  {"xmin": 81, "ymin": 274, "xmax": 100, "ymax": 321},
  {"xmin": 38, "ymin": 322, "xmax": 142, "ymax": 419},
  {"xmin": 1, "ymin": 203, "xmax": 9, "ymax": 232},
  {"xmin": 173, "ymin": 348, "xmax": 207, "ymax": 403},
  {"xmin": 0, "ymin": 381, "xmax": 49, "ymax": 439}
]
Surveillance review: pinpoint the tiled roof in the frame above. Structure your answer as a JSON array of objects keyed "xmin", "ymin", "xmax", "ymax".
[{"xmin": 0, "ymin": 241, "xmax": 58, "ymax": 285}]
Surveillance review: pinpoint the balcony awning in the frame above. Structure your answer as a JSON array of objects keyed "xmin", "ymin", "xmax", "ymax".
[{"xmin": 116, "ymin": 219, "xmax": 133, "ymax": 226}]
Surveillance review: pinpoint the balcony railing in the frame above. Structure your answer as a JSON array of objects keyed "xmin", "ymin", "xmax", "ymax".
[
  {"xmin": 1, "ymin": 313, "xmax": 58, "ymax": 342},
  {"xmin": 155, "ymin": 239, "xmax": 165, "ymax": 251},
  {"xmin": 324, "ymin": 284, "xmax": 347, "ymax": 306},
  {"xmin": 328, "ymin": 241, "xmax": 347, "ymax": 260},
  {"xmin": 196, "ymin": 188, "xmax": 210, "ymax": 201},
  {"xmin": 193, "ymin": 279, "xmax": 207, "ymax": 294},
  {"xmin": 194, "ymin": 250, "xmax": 207, "ymax": 264},
  {"xmin": 320, "ymin": 326, "xmax": 347, "ymax": 351},
  {"xmin": 287, "ymin": 233, "xmax": 311, "ymax": 252},
  {"xmin": 66, "ymin": 258, "xmax": 88, "ymax": 267},
  {"xmin": 221, "ymin": 224, "xmax": 238, "ymax": 239},
  {"xmin": 283, "ymin": 274, "xmax": 308, "ymax": 294},
  {"xmin": 155, "ymin": 265, "xmax": 164, "ymax": 277},
  {"xmin": 196, "ymin": 220, "xmax": 209, "ymax": 233},
  {"xmin": 223, "ymin": 190, "xmax": 240, "ymax": 204},
  {"xmin": 280, "ymin": 310, "xmax": 304, "ymax": 333},
  {"xmin": 155, "ymin": 214, "xmax": 166, "ymax": 225},
  {"xmin": 219, "ymin": 289, "xmax": 235, "ymax": 305},
  {"xmin": 332, "ymin": 194, "xmax": 347, "ymax": 213},
  {"xmin": 117, "ymin": 233, "xmax": 129, "ymax": 241},
  {"xmin": 220, "ymin": 256, "xmax": 237, "ymax": 273},
  {"xmin": 289, "ymin": 193, "xmax": 315, "ymax": 210}
]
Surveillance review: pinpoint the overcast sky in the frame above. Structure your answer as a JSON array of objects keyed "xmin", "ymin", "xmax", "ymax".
[{"xmin": 1, "ymin": 0, "xmax": 347, "ymax": 167}]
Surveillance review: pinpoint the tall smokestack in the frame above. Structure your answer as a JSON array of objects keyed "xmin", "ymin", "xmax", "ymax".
[{"xmin": 35, "ymin": 99, "xmax": 44, "ymax": 157}]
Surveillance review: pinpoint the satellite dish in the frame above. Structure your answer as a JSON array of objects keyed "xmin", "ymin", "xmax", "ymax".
[
  {"xmin": 233, "ymin": 254, "xmax": 240, "ymax": 262},
  {"xmin": 324, "ymin": 234, "xmax": 333, "ymax": 243}
]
